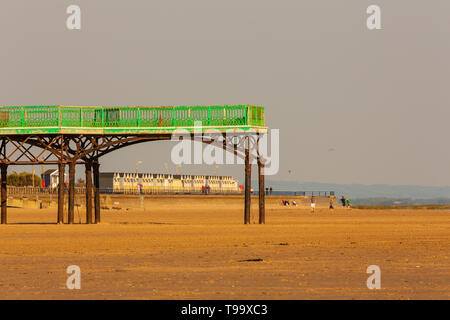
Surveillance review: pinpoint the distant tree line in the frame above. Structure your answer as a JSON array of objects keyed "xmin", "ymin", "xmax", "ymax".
[{"xmin": 7, "ymin": 171, "xmax": 42, "ymax": 187}]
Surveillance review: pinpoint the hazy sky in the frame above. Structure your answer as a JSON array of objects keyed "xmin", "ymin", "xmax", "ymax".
[{"xmin": 1, "ymin": 0, "xmax": 449, "ymax": 186}]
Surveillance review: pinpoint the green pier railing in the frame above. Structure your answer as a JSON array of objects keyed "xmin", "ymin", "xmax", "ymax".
[{"xmin": 0, "ymin": 105, "xmax": 266, "ymax": 135}]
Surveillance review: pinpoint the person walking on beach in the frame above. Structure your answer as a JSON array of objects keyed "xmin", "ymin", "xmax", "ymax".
[
  {"xmin": 311, "ymin": 195, "xmax": 316, "ymax": 213},
  {"xmin": 346, "ymin": 198, "xmax": 351, "ymax": 209},
  {"xmin": 341, "ymin": 196, "xmax": 346, "ymax": 207},
  {"xmin": 329, "ymin": 198, "xmax": 334, "ymax": 212}
]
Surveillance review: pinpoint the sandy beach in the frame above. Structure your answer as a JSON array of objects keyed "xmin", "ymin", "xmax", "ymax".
[{"xmin": 0, "ymin": 203, "xmax": 449, "ymax": 299}]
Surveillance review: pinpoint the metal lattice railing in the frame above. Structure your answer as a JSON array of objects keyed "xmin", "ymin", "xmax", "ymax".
[{"xmin": 0, "ymin": 105, "xmax": 265, "ymax": 131}]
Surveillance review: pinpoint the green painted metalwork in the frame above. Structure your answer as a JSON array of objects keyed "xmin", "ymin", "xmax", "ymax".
[{"xmin": 0, "ymin": 105, "xmax": 266, "ymax": 135}]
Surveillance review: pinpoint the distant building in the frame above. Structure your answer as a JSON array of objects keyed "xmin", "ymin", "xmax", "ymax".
[
  {"xmin": 99, "ymin": 172, "xmax": 240, "ymax": 194},
  {"xmin": 41, "ymin": 169, "xmax": 67, "ymax": 189}
]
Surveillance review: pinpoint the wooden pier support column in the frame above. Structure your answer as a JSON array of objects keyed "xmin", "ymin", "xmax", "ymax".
[
  {"xmin": 244, "ymin": 140, "xmax": 251, "ymax": 224},
  {"xmin": 1, "ymin": 164, "xmax": 7, "ymax": 225},
  {"xmin": 257, "ymin": 156, "xmax": 265, "ymax": 224},
  {"xmin": 93, "ymin": 161, "xmax": 100, "ymax": 224},
  {"xmin": 85, "ymin": 162, "xmax": 93, "ymax": 224},
  {"xmin": 57, "ymin": 163, "xmax": 65, "ymax": 224},
  {"xmin": 68, "ymin": 161, "xmax": 76, "ymax": 224}
]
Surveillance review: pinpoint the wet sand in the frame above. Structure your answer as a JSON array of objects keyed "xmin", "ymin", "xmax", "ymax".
[{"xmin": 0, "ymin": 205, "xmax": 449, "ymax": 299}]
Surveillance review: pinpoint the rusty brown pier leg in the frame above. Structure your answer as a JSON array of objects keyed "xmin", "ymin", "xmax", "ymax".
[
  {"xmin": 93, "ymin": 160, "xmax": 100, "ymax": 224},
  {"xmin": 68, "ymin": 161, "xmax": 76, "ymax": 224},
  {"xmin": 258, "ymin": 155, "xmax": 265, "ymax": 224},
  {"xmin": 244, "ymin": 139, "xmax": 251, "ymax": 224},
  {"xmin": 1, "ymin": 164, "xmax": 7, "ymax": 224},
  {"xmin": 57, "ymin": 162, "xmax": 65, "ymax": 224},
  {"xmin": 85, "ymin": 161, "xmax": 93, "ymax": 224}
]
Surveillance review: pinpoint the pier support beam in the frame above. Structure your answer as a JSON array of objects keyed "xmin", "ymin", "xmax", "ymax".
[
  {"xmin": 57, "ymin": 163, "xmax": 65, "ymax": 224},
  {"xmin": 1, "ymin": 164, "xmax": 7, "ymax": 224},
  {"xmin": 85, "ymin": 161, "xmax": 93, "ymax": 224},
  {"xmin": 93, "ymin": 161, "xmax": 100, "ymax": 224},
  {"xmin": 68, "ymin": 161, "xmax": 75, "ymax": 224},
  {"xmin": 244, "ymin": 140, "xmax": 251, "ymax": 224},
  {"xmin": 258, "ymin": 156, "xmax": 265, "ymax": 224}
]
